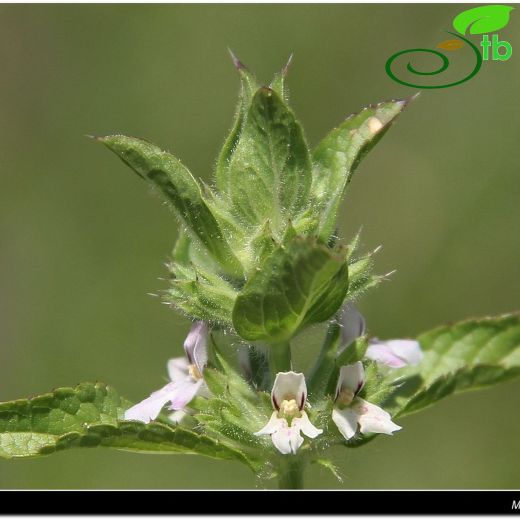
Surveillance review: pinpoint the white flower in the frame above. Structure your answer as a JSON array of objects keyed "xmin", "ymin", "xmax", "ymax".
[
  {"xmin": 339, "ymin": 303, "xmax": 423, "ymax": 368},
  {"xmin": 255, "ymin": 371, "xmax": 322, "ymax": 455},
  {"xmin": 331, "ymin": 361, "xmax": 401, "ymax": 440},
  {"xmin": 124, "ymin": 321, "xmax": 210, "ymax": 424},
  {"xmin": 365, "ymin": 339, "xmax": 423, "ymax": 368}
]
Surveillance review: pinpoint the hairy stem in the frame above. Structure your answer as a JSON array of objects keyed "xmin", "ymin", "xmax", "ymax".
[
  {"xmin": 307, "ymin": 322, "xmax": 341, "ymax": 398},
  {"xmin": 278, "ymin": 457, "xmax": 304, "ymax": 489}
]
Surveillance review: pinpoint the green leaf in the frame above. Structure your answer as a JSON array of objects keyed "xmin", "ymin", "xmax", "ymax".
[
  {"xmin": 453, "ymin": 5, "xmax": 514, "ymax": 35},
  {"xmin": 165, "ymin": 260, "xmax": 237, "ymax": 326},
  {"xmin": 269, "ymin": 54, "xmax": 293, "ymax": 102},
  {"xmin": 311, "ymin": 99, "xmax": 411, "ymax": 240},
  {"xmin": 249, "ymin": 220, "xmax": 278, "ymax": 270},
  {"xmin": 0, "ymin": 382, "xmax": 253, "ymax": 467},
  {"xmin": 194, "ymin": 355, "xmax": 273, "ymax": 462},
  {"xmin": 0, "ymin": 382, "xmax": 127, "ymax": 458},
  {"xmin": 207, "ymin": 351, "xmax": 266, "ymax": 421},
  {"xmin": 346, "ymin": 252, "xmax": 380, "ymax": 300},
  {"xmin": 304, "ymin": 262, "xmax": 349, "ymax": 325},
  {"xmin": 0, "ymin": 383, "xmax": 129, "ymax": 444},
  {"xmin": 312, "ymin": 458, "xmax": 343, "ymax": 483},
  {"xmin": 171, "ymin": 229, "xmax": 192, "ymax": 265},
  {"xmin": 241, "ymin": 345, "xmax": 271, "ymax": 390},
  {"xmin": 232, "ymin": 236, "xmax": 348, "ymax": 342},
  {"xmin": 226, "ymin": 87, "xmax": 313, "ymax": 235},
  {"xmin": 98, "ymin": 135, "xmax": 243, "ymax": 277},
  {"xmin": 310, "ymin": 335, "xmax": 370, "ymax": 419},
  {"xmin": 55, "ymin": 421, "xmax": 252, "ymax": 465},
  {"xmin": 166, "ymin": 230, "xmax": 240, "ymax": 326},
  {"xmin": 201, "ymin": 191, "xmax": 251, "ymax": 267},
  {"xmin": 215, "ymin": 54, "xmax": 258, "ymax": 193},
  {"xmin": 385, "ymin": 314, "xmax": 520, "ymax": 417}
]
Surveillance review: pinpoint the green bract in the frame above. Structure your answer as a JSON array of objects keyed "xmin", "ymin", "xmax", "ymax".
[{"xmin": 98, "ymin": 59, "xmax": 409, "ymax": 342}]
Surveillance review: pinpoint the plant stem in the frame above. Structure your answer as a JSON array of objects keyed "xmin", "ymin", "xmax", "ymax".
[
  {"xmin": 269, "ymin": 341, "xmax": 292, "ymax": 381},
  {"xmin": 278, "ymin": 457, "xmax": 304, "ymax": 489},
  {"xmin": 307, "ymin": 322, "xmax": 341, "ymax": 397}
]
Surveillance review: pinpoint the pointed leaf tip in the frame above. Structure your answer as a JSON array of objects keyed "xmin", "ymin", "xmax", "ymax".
[
  {"xmin": 282, "ymin": 53, "xmax": 294, "ymax": 77},
  {"xmin": 227, "ymin": 48, "xmax": 247, "ymax": 71},
  {"xmin": 312, "ymin": 97, "xmax": 412, "ymax": 240},
  {"xmin": 99, "ymin": 134, "xmax": 243, "ymax": 277}
]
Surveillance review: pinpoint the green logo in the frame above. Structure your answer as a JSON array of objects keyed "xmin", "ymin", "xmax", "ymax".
[{"xmin": 386, "ymin": 5, "xmax": 514, "ymax": 89}]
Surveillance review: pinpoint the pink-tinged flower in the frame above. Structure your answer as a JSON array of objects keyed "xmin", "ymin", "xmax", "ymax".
[
  {"xmin": 339, "ymin": 303, "xmax": 423, "ymax": 368},
  {"xmin": 332, "ymin": 361, "xmax": 401, "ymax": 440},
  {"xmin": 255, "ymin": 372, "xmax": 322, "ymax": 455},
  {"xmin": 124, "ymin": 321, "xmax": 210, "ymax": 424},
  {"xmin": 365, "ymin": 339, "xmax": 423, "ymax": 368}
]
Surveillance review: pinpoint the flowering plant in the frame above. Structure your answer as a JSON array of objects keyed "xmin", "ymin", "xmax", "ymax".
[{"xmin": 1, "ymin": 55, "xmax": 519, "ymax": 489}]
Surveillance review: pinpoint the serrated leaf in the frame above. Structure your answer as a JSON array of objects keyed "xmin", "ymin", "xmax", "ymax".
[
  {"xmin": 232, "ymin": 237, "xmax": 348, "ymax": 342},
  {"xmin": 0, "ymin": 382, "xmax": 127, "ymax": 458},
  {"xmin": 333, "ymin": 316, "xmax": 520, "ymax": 447},
  {"xmin": 226, "ymin": 87, "xmax": 313, "ymax": 235},
  {"xmin": 453, "ymin": 5, "xmax": 513, "ymax": 35},
  {"xmin": 0, "ymin": 382, "xmax": 254, "ymax": 467},
  {"xmin": 384, "ymin": 314, "xmax": 520, "ymax": 417},
  {"xmin": 55, "ymin": 421, "xmax": 253, "ymax": 466},
  {"xmin": 311, "ymin": 99, "xmax": 410, "ymax": 240},
  {"xmin": 98, "ymin": 135, "xmax": 243, "ymax": 277},
  {"xmin": 0, "ymin": 382, "xmax": 129, "ymax": 443}
]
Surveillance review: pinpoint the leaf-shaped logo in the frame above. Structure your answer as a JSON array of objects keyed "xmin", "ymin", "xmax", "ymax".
[{"xmin": 453, "ymin": 5, "xmax": 514, "ymax": 35}]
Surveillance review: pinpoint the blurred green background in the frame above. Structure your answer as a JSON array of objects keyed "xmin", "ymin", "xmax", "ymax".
[{"xmin": 1, "ymin": 3, "xmax": 519, "ymax": 489}]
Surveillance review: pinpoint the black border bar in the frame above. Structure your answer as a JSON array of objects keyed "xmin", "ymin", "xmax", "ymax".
[{"xmin": 2, "ymin": 490, "xmax": 520, "ymax": 514}]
